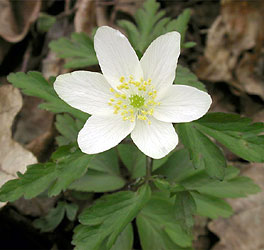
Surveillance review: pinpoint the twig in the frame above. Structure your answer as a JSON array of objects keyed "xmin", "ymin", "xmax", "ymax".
[{"xmin": 21, "ymin": 43, "xmax": 32, "ymax": 73}]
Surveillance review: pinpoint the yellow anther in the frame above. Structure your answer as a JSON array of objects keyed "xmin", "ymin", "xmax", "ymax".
[
  {"xmin": 108, "ymin": 102, "xmax": 112, "ymax": 106},
  {"xmin": 110, "ymin": 98, "xmax": 115, "ymax": 102},
  {"xmin": 121, "ymin": 94, "xmax": 126, "ymax": 99},
  {"xmin": 148, "ymin": 100, "xmax": 154, "ymax": 105},
  {"xmin": 110, "ymin": 88, "xmax": 115, "ymax": 93},
  {"xmin": 115, "ymin": 93, "xmax": 120, "ymax": 98},
  {"xmin": 120, "ymin": 76, "xmax": 125, "ymax": 83},
  {"xmin": 129, "ymin": 109, "xmax": 134, "ymax": 114},
  {"xmin": 148, "ymin": 109, "xmax": 154, "ymax": 115},
  {"xmin": 138, "ymin": 115, "xmax": 147, "ymax": 121},
  {"xmin": 141, "ymin": 110, "xmax": 147, "ymax": 115},
  {"xmin": 117, "ymin": 100, "xmax": 122, "ymax": 105},
  {"xmin": 148, "ymin": 92, "xmax": 153, "ymax": 96}
]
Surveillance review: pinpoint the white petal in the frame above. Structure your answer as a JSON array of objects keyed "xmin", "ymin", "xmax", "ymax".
[
  {"xmin": 131, "ymin": 117, "xmax": 178, "ymax": 159},
  {"xmin": 153, "ymin": 85, "xmax": 212, "ymax": 123},
  {"xmin": 78, "ymin": 115, "xmax": 135, "ymax": 154},
  {"xmin": 94, "ymin": 26, "xmax": 143, "ymax": 89},
  {"xmin": 54, "ymin": 71, "xmax": 113, "ymax": 115},
  {"xmin": 140, "ymin": 32, "xmax": 181, "ymax": 91}
]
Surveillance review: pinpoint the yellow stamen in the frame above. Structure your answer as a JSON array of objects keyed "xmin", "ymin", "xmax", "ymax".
[{"xmin": 108, "ymin": 76, "xmax": 160, "ymax": 125}]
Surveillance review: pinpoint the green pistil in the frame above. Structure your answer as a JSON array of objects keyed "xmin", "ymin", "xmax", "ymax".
[{"xmin": 129, "ymin": 94, "xmax": 145, "ymax": 108}]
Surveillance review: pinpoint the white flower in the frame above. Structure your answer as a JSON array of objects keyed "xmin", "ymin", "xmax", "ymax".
[{"xmin": 54, "ymin": 26, "xmax": 212, "ymax": 159}]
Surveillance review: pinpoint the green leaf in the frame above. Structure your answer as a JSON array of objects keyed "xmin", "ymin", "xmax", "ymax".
[
  {"xmin": 117, "ymin": 144, "xmax": 170, "ymax": 179},
  {"xmin": 33, "ymin": 201, "xmax": 78, "ymax": 232},
  {"xmin": 49, "ymin": 32, "xmax": 98, "ymax": 69},
  {"xmin": 136, "ymin": 195, "xmax": 192, "ymax": 250},
  {"xmin": 178, "ymin": 123, "xmax": 226, "ymax": 179},
  {"xmin": 69, "ymin": 170, "xmax": 125, "ymax": 193},
  {"xmin": 118, "ymin": 0, "xmax": 192, "ymax": 54},
  {"xmin": 184, "ymin": 175, "xmax": 261, "ymax": 198},
  {"xmin": 183, "ymin": 41, "xmax": 196, "ymax": 48},
  {"xmin": 153, "ymin": 178, "xmax": 171, "ymax": 191},
  {"xmin": 175, "ymin": 65, "xmax": 207, "ymax": 92},
  {"xmin": 55, "ymin": 114, "xmax": 84, "ymax": 146},
  {"xmin": 191, "ymin": 192, "xmax": 233, "ymax": 219},
  {"xmin": 7, "ymin": 71, "xmax": 88, "ymax": 122},
  {"xmin": 37, "ymin": 13, "xmax": 56, "ymax": 32},
  {"xmin": 65, "ymin": 203, "xmax": 79, "ymax": 221},
  {"xmin": 165, "ymin": 9, "xmax": 191, "ymax": 45},
  {"xmin": 111, "ymin": 223, "xmax": 133, "ymax": 250},
  {"xmin": 195, "ymin": 112, "xmax": 264, "ymax": 162},
  {"xmin": 0, "ymin": 163, "xmax": 58, "ymax": 202},
  {"xmin": 69, "ymin": 149, "xmax": 126, "ymax": 192},
  {"xmin": 33, "ymin": 201, "xmax": 66, "ymax": 232},
  {"xmin": 154, "ymin": 149, "xmax": 197, "ymax": 182},
  {"xmin": 153, "ymin": 178, "xmax": 185, "ymax": 193},
  {"xmin": 48, "ymin": 152, "xmax": 93, "ymax": 197},
  {"xmin": 154, "ymin": 149, "xmax": 260, "ymax": 199},
  {"xmin": 0, "ymin": 146, "xmax": 93, "ymax": 202},
  {"xmin": 118, "ymin": 144, "xmax": 145, "ymax": 179},
  {"xmin": 174, "ymin": 191, "xmax": 196, "ymax": 234},
  {"xmin": 73, "ymin": 185, "xmax": 151, "ymax": 250}
]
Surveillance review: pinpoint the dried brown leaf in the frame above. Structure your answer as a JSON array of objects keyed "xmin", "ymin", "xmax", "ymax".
[
  {"xmin": 0, "ymin": 85, "xmax": 37, "ymax": 208},
  {"xmin": 0, "ymin": 0, "xmax": 41, "ymax": 42},
  {"xmin": 196, "ymin": 0, "xmax": 264, "ymax": 100},
  {"xmin": 209, "ymin": 163, "xmax": 264, "ymax": 250}
]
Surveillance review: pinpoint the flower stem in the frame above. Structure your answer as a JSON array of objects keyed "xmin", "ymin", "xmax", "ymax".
[{"xmin": 146, "ymin": 156, "xmax": 153, "ymax": 182}]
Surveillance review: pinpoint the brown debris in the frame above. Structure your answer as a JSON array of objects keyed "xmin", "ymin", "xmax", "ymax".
[
  {"xmin": 193, "ymin": 216, "xmax": 210, "ymax": 250},
  {"xmin": 74, "ymin": 0, "xmax": 97, "ymax": 34},
  {"xmin": 196, "ymin": 0, "xmax": 264, "ymax": 100},
  {"xmin": 0, "ymin": 38, "xmax": 11, "ymax": 65},
  {"xmin": 113, "ymin": 0, "xmax": 143, "ymax": 16},
  {"xmin": 209, "ymin": 163, "xmax": 264, "ymax": 250},
  {"xmin": 12, "ymin": 196, "xmax": 57, "ymax": 217},
  {"xmin": 13, "ymin": 96, "xmax": 54, "ymax": 145}
]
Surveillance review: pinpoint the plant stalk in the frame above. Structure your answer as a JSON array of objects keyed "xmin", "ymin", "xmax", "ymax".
[{"xmin": 146, "ymin": 156, "xmax": 153, "ymax": 182}]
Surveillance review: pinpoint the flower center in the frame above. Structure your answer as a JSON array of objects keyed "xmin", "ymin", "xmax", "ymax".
[
  {"xmin": 108, "ymin": 76, "xmax": 160, "ymax": 124},
  {"xmin": 129, "ymin": 94, "xmax": 145, "ymax": 108}
]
